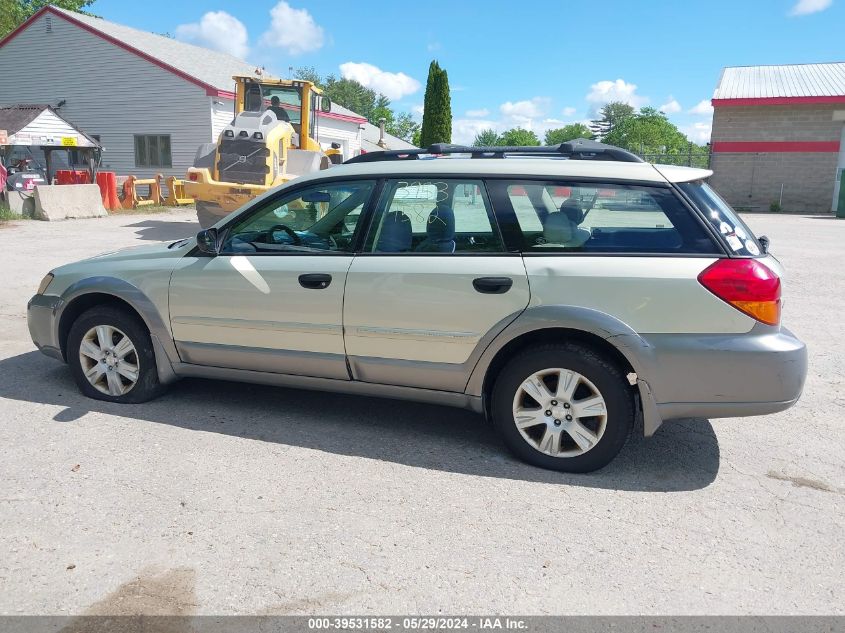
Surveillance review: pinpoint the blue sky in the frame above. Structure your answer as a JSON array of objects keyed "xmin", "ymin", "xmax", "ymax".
[{"xmin": 93, "ymin": 0, "xmax": 843, "ymax": 144}]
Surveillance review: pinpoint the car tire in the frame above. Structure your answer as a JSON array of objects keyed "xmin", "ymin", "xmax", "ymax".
[
  {"xmin": 491, "ymin": 343, "xmax": 634, "ymax": 473},
  {"xmin": 196, "ymin": 202, "xmax": 224, "ymax": 229},
  {"xmin": 67, "ymin": 305, "xmax": 165, "ymax": 404}
]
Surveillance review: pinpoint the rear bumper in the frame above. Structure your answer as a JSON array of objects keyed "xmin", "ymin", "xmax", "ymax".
[
  {"xmin": 27, "ymin": 293, "xmax": 63, "ymax": 361},
  {"xmin": 641, "ymin": 326, "xmax": 807, "ymax": 422}
]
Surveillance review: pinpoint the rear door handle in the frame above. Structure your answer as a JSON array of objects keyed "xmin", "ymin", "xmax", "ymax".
[
  {"xmin": 472, "ymin": 277, "xmax": 513, "ymax": 294},
  {"xmin": 298, "ymin": 273, "xmax": 332, "ymax": 289}
]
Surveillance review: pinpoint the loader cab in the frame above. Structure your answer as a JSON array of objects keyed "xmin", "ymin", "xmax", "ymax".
[{"xmin": 237, "ymin": 78, "xmax": 328, "ymax": 151}]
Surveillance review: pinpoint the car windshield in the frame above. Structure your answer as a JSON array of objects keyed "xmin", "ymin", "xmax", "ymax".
[{"xmin": 679, "ymin": 181, "xmax": 763, "ymax": 256}]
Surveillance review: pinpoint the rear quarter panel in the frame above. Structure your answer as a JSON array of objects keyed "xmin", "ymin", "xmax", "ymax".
[{"xmin": 522, "ymin": 256, "xmax": 757, "ymax": 334}]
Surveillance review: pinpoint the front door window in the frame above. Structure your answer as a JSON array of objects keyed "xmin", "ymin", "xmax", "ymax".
[{"xmin": 220, "ymin": 180, "xmax": 376, "ymax": 254}]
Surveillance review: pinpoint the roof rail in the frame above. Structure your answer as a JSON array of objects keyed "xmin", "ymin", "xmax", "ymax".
[{"xmin": 345, "ymin": 138, "xmax": 644, "ymax": 164}]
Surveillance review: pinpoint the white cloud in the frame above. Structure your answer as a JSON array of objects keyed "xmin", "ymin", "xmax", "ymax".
[
  {"xmin": 659, "ymin": 98, "xmax": 682, "ymax": 114},
  {"xmin": 411, "ymin": 104, "xmax": 425, "ymax": 117},
  {"xmin": 465, "ymin": 108, "xmax": 490, "ymax": 118},
  {"xmin": 689, "ymin": 99, "xmax": 714, "ymax": 116},
  {"xmin": 789, "ymin": 0, "xmax": 832, "ymax": 15},
  {"xmin": 175, "ymin": 11, "xmax": 249, "ymax": 59},
  {"xmin": 259, "ymin": 1, "xmax": 324, "ymax": 55},
  {"xmin": 339, "ymin": 62, "xmax": 421, "ymax": 100},
  {"xmin": 500, "ymin": 97, "xmax": 549, "ymax": 120},
  {"xmin": 562, "ymin": 106, "xmax": 577, "ymax": 116},
  {"xmin": 585, "ymin": 79, "xmax": 648, "ymax": 113},
  {"xmin": 681, "ymin": 121, "xmax": 713, "ymax": 144},
  {"xmin": 427, "ymin": 41, "xmax": 441, "ymax": 52},
  {"xmin": 452, "ymin": 118, "xmax": 499, "ymax": 145}
]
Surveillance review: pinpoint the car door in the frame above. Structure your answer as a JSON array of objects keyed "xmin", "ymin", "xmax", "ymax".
[
  {"xmin": 343, "ymin": 178, "xmax": 530, "ymax": 392},
  {"xmin": 169, "ymin": 179, "xmax": 376, "ymax": 380}
]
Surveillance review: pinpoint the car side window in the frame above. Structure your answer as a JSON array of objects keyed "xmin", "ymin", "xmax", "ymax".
[
  {"xmin": 364, "ymin": 179, "xmax": 505, "ymax": 253},
  {"xmin": 491, "ymin": 180, "xmax": 719, "ymax": 254},
  {"xmin": 220, "ymin": 180, "xmax": 375, "ymax": 254}
]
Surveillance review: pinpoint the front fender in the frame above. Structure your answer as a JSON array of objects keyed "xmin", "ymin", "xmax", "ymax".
[{"xmin": 57, "ymin": 277, "xmax": 179, "ymax": 384}]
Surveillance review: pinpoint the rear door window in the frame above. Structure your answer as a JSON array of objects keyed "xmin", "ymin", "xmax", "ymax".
[
  {"xmin": 488, "ymin": 180, "xmax": 720, "ymax": 254},
  {"xmin": 364, "ymin": 179, "xmax": 505, "ymax": 253},
  {"xmin": 678, "ymin": 181, "xmax": 763, "ymax": 256}
]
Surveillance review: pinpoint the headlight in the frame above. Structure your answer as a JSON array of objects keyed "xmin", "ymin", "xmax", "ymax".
[{"xmin": 37, "ymin": 273, "xmax": 54, "ymax": 295}]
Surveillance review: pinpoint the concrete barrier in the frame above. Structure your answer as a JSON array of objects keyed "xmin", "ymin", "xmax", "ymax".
[
  {"xmin": 33, "ymin": 184, "xmax": 107, "ymax": 221},
  {"xmin": 6, "ymin": 191, "xmax": 36, "ymax": 217}
]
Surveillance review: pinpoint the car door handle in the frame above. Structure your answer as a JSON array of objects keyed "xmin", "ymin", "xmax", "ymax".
[
  {"xmin": 298, "ymin": 273, "xmax": 332, "ymax": 289},
  {"xmin": 472, "ymin": 277, "xmax": 513, "ymax": 294}
]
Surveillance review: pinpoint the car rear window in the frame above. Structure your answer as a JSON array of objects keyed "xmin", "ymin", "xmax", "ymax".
[
  {"xmin": 678, "ymin": 181, "xmax": 763, "ymax": 256},
  {"xmin": 488, "ymin": 180, "xmax": 720, "ymax": 254}
]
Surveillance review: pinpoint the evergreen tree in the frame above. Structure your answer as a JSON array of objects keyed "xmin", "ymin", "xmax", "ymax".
[{"xmin": 420, "ymin": 60, "xmax": 452, "ymax": 147}]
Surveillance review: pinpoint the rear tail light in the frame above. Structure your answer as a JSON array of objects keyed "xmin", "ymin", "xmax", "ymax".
[
  {"xmin": 188, "ymin": 173, "xmax": 198, "ymax": 181},
  {"xmin": 697, "ymin": 259, "xmax": 781, "ymax": 326}
]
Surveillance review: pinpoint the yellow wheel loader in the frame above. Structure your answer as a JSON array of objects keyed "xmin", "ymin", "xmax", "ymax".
[{"xmin": 186, "ymin": 75, "xmax": 342, "ymax": 228}]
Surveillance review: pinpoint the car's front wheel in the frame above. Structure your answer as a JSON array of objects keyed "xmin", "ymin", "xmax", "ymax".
[
  {"xmin": 491, "ymin": 343, "xmax": 634, "ymax": 472},
  {"xmin": 67, "ymin": 306, "xmax": 165, "ymax": 403}
]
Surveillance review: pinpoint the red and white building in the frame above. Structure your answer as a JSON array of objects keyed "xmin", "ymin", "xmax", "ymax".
[
  {"xmin": 0, "ymin": 6, "xmax": 401, "ymax": 178},
  {"xmin": 710, "ymin": 62, "xmax": 845, "ymax": 213}
]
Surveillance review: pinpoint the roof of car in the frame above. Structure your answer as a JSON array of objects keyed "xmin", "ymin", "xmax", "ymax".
[{"xmin": 297, "ymin": 157, "xmax": 712, "ymax": 185}]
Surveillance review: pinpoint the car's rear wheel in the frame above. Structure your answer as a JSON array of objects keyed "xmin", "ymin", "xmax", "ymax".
[
  {"xmin": 67, "ymin": 306, "xmax": 164, "ymax": 403},
  {"xmin": 491, "ymin": 343, "xmax": 634, "ymax": 472}
]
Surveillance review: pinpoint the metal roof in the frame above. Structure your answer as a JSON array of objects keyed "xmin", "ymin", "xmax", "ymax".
[
  {"xmin": 713, "ymin": 62, "xmax": 845, "ymax": 100},
  {"xmin": 0, "ymin": 104, "xmax": 48, "ymax": 135},
  {"xmin": 361, "ymin": 122, "xmax": 417, "ymax": 152},
  {"xmin": 47, "ymin": 7, "xmax": 259, "ymax": 94},
  {"xmin": 0, "ymin": 104, "xmax": 100, "ymax": 146},
  {"xmin": 3, "ymin": 7, "xmax": 369, "ymax": 124}
]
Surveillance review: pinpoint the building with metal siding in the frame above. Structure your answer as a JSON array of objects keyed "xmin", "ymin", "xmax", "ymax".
[
  {"xmin": 710, "ymin": 63, "xmax": 845, "ymax": 213},
  {"xmin": 0, "ymin": 6, "xmax": 409, "ymax": 179}
]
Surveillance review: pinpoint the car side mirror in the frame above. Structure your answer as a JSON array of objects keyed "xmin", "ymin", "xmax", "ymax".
[
  {"xmin": 758, "ymin": 235, "xmax": 770, "ymax": 254},
  {"xmin": 196, "ymin": 228, "xmax": 220, "ymax": 255},
  {"xmin": 320, "ymin": 96, "xmax": 332, "ymax": 113}
]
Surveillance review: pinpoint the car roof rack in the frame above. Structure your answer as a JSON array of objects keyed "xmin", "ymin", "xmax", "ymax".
[{"xmin": 345, "ymin": 138, "xmax": 644, "ymax": 164}]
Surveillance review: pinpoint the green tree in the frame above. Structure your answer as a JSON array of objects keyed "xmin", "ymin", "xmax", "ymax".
[
  {"xmin": 472, "ymin": 129, "xmax": 500, "ymax": 146},
  {"xmin": 544, "ymin": 123, "xmax": 593, "ymax": 145},
  {"xmin": 294, "ymin": 66, "xmax": 324, "ymax": 86},
  {"xmin": 420, "ymin": 60, "xmax": 452, "ymax": 146},
  {"xmin": 589, "ymin": 102, "xmax": 635, "ymax": 140},
  {"xmin": 322, "ymin": 76, "xmax": 379, "ymax": 121},
  {"xmin": 602, "ymin": 107, "xmax": 690, "ymax": 154},
  {"xmin": 294, "ymin": 67, "xmax": 421, "ymax": 145},
  {"xmin": 386, "ymin": 112, "xmax": 421, "ymax": 144},
  {"xmin": 1, "ymin": 0, "xmax": 96, "ymax": 37},
  {"xmin": 371, "ymin": 94, "xmax": 393, "ymax": 126},
  {"xmin": 498, "ymin": 128, "xmax": 540, "ymax": 146}
]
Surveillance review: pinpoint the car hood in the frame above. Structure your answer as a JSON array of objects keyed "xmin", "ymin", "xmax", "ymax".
[{"xmin": 85, "ymin": 237, "xmax": 195, "ymax": 263}]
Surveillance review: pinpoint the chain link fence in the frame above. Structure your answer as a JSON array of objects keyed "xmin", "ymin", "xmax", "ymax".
[{"xmin": 636, "ymin": 150, "xmax": 711, "ymax": 169}]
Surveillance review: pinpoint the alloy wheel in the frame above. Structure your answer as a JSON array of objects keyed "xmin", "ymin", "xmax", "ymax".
[
  {"xmin": 78, "ymin": 325, "xmax": 140, "ymax": 396},
  {"xmin": 511, "ymin": 368, "xmax": 608, "ymax": 458}
]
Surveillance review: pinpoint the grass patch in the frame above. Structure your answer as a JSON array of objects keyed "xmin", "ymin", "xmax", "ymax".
[{"xmin": 0, "ymin": 200, "xmax": 24, "ymax": 222}]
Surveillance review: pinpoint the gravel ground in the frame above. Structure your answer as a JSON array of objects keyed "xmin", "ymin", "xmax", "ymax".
[{"xmin": 0, "ymin": 210, "xmax": 842, "ymax": 615}]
